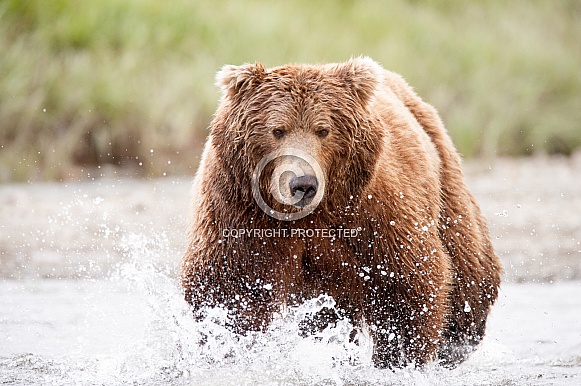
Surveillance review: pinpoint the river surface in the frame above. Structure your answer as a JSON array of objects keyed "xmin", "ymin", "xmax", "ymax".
[{"xmin": 1, "ymin": 274, "xmax": 580, "ymax": 385}]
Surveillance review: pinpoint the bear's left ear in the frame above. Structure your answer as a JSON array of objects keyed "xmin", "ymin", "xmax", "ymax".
[
  {"xmin": 215, "ymin": 63, "xmax": 267, "ymax": 98},
  {"xmin": 332, "ymin": 56, "xmax": 382, "ymax": 104}
]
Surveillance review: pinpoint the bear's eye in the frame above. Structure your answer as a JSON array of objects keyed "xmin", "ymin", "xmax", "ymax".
[
  {"xmin": 272, "ymin": 129, "xmax": 286, "ymax": 139},
  {"xmin": 316, "ymin": 129, "xmax": 329, "ymax": 138}
]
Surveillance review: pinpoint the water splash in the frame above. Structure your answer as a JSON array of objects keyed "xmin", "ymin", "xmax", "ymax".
[
  {"xmin": 2, "ymin": 231, "xmax": 579, "ymax": 385},
  {"xmin": 108, "ymin": 232, "xmax": 435, "ymax": 385}
]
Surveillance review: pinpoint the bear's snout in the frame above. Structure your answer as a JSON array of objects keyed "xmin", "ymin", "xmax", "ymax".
[
  {"xmin": 289, "ymin": 175, "xmax": 319, "ymax": 207},
  {"xmin": 289, "ymin": 174, "xmax": 318, "ymax": 204}
]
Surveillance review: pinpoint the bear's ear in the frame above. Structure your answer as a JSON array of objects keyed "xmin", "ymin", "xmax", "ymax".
[
  {"xmin": 215, "ymin": 63, "xmax": 267, "ymax": 98},
  {"xmin": 331, "ymin": 56, "xmax": 382, "ymax": 104}
]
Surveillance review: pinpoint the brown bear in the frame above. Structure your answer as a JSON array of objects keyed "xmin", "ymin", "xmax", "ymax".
[{"xmin": 181, "ymin": 57, "xmax": 501, "ymax": 369}]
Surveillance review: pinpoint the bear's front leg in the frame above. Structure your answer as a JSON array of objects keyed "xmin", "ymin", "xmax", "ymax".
[
  {"xmin": 363, "ymin": 273, "xmax": 449, "ymax": 369},
  {"xmin": 181, "ymin": 258, "xmax": 276, "ymax": 334}
]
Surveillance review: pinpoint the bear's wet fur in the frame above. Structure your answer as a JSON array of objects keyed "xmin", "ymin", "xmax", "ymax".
[{"xmin": 181, "ymin": 57, "xmax": 501, "ymax": 368}]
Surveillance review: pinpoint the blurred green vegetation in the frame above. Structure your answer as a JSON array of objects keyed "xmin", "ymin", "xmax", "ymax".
[{"xmin": 1, "ymin": 0, "xmax": 580, "ymax": 181}]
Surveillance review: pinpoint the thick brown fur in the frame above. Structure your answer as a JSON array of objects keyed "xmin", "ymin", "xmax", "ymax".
[{"xmin": 181, "ymin": 57, "xmax": 501, "ymax": 368}]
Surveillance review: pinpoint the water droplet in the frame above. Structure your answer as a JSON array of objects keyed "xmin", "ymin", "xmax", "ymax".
[{"xmin": 464, "ymin": 301, "xmax": 471, "ymax": 313}]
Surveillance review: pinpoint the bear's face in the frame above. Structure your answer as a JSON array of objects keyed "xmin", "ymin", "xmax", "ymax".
[{"xmin": 211, "ymin": 58, "xmax": 384, "ymax": 220}]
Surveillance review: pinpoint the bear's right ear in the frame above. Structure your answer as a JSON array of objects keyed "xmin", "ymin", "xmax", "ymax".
[{"xmin": 215, "ymin": 63, "xmax": 267, "ymax": 98}]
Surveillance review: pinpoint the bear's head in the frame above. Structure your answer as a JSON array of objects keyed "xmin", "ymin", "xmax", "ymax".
[{"xmin": 210, "ymin": 57, "xmax": 385, "ymax": 222}]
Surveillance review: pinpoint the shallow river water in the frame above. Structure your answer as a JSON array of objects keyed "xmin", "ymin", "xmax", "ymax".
[{"xmin": 1, "ymin": 269, "xmax": 580, "ymax": 385}]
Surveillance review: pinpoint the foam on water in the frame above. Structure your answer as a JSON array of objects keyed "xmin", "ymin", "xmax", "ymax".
[{"xmin": 1, "ymin": 231, "xmax": 581, "ymax": 385}]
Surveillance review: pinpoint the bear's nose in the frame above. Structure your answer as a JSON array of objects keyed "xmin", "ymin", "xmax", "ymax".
[{"xmin": 289, "ymin": 175, "xmax": 318, "ymax": 200}]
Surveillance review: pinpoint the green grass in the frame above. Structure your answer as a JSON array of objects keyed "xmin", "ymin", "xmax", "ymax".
[{"xmin": 1, "ymin": 0, "xmax": 580, "ymax": 181}]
